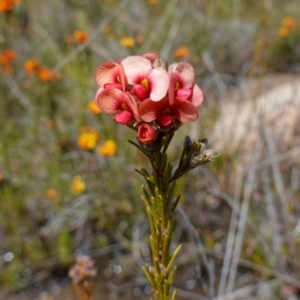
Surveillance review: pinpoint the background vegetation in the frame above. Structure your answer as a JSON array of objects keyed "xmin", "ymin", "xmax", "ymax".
[{"xmin": 1, "ymin": 0, "xmax": 300, "ymax": 299}]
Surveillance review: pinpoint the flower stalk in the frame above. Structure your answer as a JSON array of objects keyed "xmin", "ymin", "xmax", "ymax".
[
  {"xmin": 93, "ymin": 52, "xmax": 218, "ymax": 299},
  {"xmin": 130, "ymin": 132, "xmax": 218, "ymax": 300}
]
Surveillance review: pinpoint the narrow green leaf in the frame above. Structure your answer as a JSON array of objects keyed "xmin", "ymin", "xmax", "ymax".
[
  {"xmin": 170, "ymin": 195, "xmax": 181, "ymax": 213},
  {"xmin": 170, "ymin": 288, "xmax": 177, "ymax": 300},
  {"xmin": 163, "ymin": 278, "xmax": 169, "ymax": 299},
  {"xmin": 147, "ymin": 207, "xmax": 156, "ymax": 238},
  {"xmin": 142, "ymin": 265, "xmax": 156, "ymax": 289},
  {"xmin": 142, "ymin": 195, "xmax": 151, "ymax": 208},
  {"xmin": 141, "ymin": 167, "xmax": 151, "ymax": 178},
  {"xmin": 154, "ymin": 257, "xmax": 161, "ymax": 276},
  {"xmin": 146, "ymin": 177, "xmax": 156, "ymax": 195},
  {"xmin": 168, "ymin": 265, "xmax": 177, "ymax": 285},
  {"xmin": 162, "ymin": 132, "xmax": 174, "ymax": 153},
  {"xmin": 128, "ymin": 139, "xmax": 151, "ymax": 157},
  {"xmin": 166, "ymin": 244, "xmax": 182, "ymax": 273},
  {"xmin": 165, "ymin": 182, "xmax": 176, "ymax": 211},
  {"xmin": 150, "ymin": 235, "xmax": 159, "ymax": 264},
  {"xmin": 142, "ymin": 185, "xmax": 151, "ymax": 202},
  {"xmin": 162, "ymin": 230, "xmax": 169, "ymax": 266}
]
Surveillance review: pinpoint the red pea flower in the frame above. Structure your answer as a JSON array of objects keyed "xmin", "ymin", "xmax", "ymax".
[
  {"xmin": 121, "ymin": 56, "xmax": 169, "ymax": 101},
  {"xmin": 139, "ymin": 94, "xmax": 199, "ymax": 123},
  {"xmin": 95, "ymin": 88, "xmax": 141, "ymax": 124},
  {"xmin": 138, "ymin": 123, "xmax": 157, "ymax": 144},
  {"xmin": 94, "ymin": 53, "xmax": 204, "ymax": 130},
  {"xmin": 95, "ymin": 61, "xmax": 127, "ymax": 91},
  {"xmin": 156, "ymin": 114, "xmax": 175, "ymax": 129},
  {"xmin": 168, "ymin": 62, "xmax": 203, "ymax": 107}
]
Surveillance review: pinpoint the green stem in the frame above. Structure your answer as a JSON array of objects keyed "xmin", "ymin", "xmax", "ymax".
[
  {"xmin": 132, "ymin": 133, "xmax": 217, "ymax": 299},
  {"xmin": 138, "ymin": 133, "xmax": 180, "ymax": 300}
]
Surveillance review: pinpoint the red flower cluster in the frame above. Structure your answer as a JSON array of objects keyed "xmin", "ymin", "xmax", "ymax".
[{"xmin": 94, "ymin": 53, "xmax": 203, "ymax": 144}]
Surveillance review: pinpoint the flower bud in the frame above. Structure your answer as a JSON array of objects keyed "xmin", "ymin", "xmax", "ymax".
[
  {"xmin": 184, "ymin": 135, "xmax": 192, "ymax": 151},
  {"xmin": 156, "ymin": 114, "xmax": 175, "ymax": 128},
  {"xmin": 138, "ymin": 123, "xmax": 157, "ymax": 144},
  {"xmin": 190, "ymin": 149, "xmax": 219, "ymax": 167},
  {"xmin": 114, "ymin": 110, "xmax": 133, "ymax": 124},
  {"xmin": 69, "ymin": 256, "xmax": 97, "ymax": 284},
  {"xmin": 131, "ymin": 84, "xmax": 149, "ymax": 100},
  {"xmin": 191, "ymin": 137, "xmax": 207, "ymax": 153}
]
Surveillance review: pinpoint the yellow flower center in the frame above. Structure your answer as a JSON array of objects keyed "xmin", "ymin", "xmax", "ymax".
[
  {"xmin": 121, "ymin": 103, "xmax": 128, "ymax": 110},
  {"xmin": 141, "ymin": 78, "xmax": 149, "ymax": 90}
]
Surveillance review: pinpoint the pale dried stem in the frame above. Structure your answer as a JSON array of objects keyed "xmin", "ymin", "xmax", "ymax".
[
  {"xmin": 262, "ymin": 168, "xmax": 283, "ymax": 269},
  {"xmin": 160, "ymin": 0, "xmax": 185, "ymax": 59},
  {"xmin": 177, "ymin": 205, "xmax": 215, "ymax": 299},
  {"xmin": 3, "ymin": 74, "xmax": 35, "ymax": 112},
  {"xmin": 217, "ymin": 166, "xmax": 243, "ymax": 296},
  {"xmin": 52, "ymin": 0, "xmax": 130, "ymax": 72},
  {"xmin": 201, "ymin": 51, "xmax": 230, "ymax": 99},
  {"xmin": 137, "ymin": 0, "xmax": 179, "ymax": 55},
  {"xmin": 225, "ymin": 142, "xmax": 261, "ymax": 294},
  {"xmin": 263, "ymin": 125, "xmax": 294, "ymax": 262}
]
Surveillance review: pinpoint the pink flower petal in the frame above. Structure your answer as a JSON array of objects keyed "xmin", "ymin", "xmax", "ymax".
[
  {"xmin": 176, "ymin": 88, "xmax": 192, "ymax": 100},
  {"xmin": 114, "ymin": 110, "xmax": 133, "ymax": 124},
  {"xmin": 96, "ymin": 89, "xmax": 141, "ymax": 122},
  {"xmin": 156, "ymin": 114, "xmax": 175, "ymax": 128},
  {"xmin": 168, "ymin": 71, "xmax": 175, "ymax": 105},
  {"xmin": 95, "ymin": 88, "xmax": 124, "ymax": 113},
  {"xmin": 142, "ymin": 53, "xmax": 160, "ymax": 63},
  {"xmin": 132, "ymin": 84, "xmax": 149, "ymax": 100},
  {"xmin": 95, "ymin": 62, "xmax": 126, "ymax": 91},
  {"xmin": 148, "ymin": 68, "xmax": 170, "ymax": 101},
  {"xmin": 95, "ymin": 62, "xmax": 117, "ymax": 87},
  {"xmin": 138, "ymin": 123, "xmax": 157, "ymax": 144},
  {"xmin": 126, "ymin": 93, "xmax": 142, "ymax": 122},
  {"xmin": 139, "ymin": 97, "xmax": 168, "ymax": 122},
  {"xmin": 95, "ymin": 86, "xmax": 104, "ymax": 102},
  {"xmin": 191, "ymin": 84, "xmax": 204, "ymax": 108},
  {"xmin": 103, "ymin": 83, "xmax": 123, "ymax": 90},
  {"xmin": 173, "ymin": 62, "xmax": 195, "ymax": 88},
  {"xmin": 121, "ymin": 56, "xmax": 152, "ymax": 84},
  {"xmin": 172, "ymin": 98, "xmax": 199, "ymax": 123}
]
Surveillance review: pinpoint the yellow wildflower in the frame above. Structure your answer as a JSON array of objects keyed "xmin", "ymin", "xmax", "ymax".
[
  {"xmin": 148, "ymin": 0, "xmax": 158, "ymax": 4},
  {"xmin": 0, "ymin": 0, "xmax": 20, "ymax": 12},
  {"xmin": 71, "ymin": 176, "xmax": 86, "ymax": 195},
  {"xmin": 73, "ymin": 30, "xmax": 89, "ymax": 44},
  {"xmin": 87, "ymin": 101, "xmax": 101, "ymax": 114},
  {"xmin": 77, "ymin": 127, "xmax": 99, "ymax": 150},
  {"xmin": 24, "ymin": 59, "xmax": 40, "ymax": 75},
  {"xmin": 120, "ymin": 37, "xmax": 135, "ymax": 48},
  {"xmin": 281, "ymin": 16, "xmax": 297, "ymax": 30},
  {"xmin": 173, "ymin": 46, "xmax": 190, "ymax": 58},
  {"xmin": 46, "ymin": 188, "xmax": 58, "ymax": 199},
  {"xmin": 0, "ymin": 49, "xmax": 17, "ymax": 65},
  {"xmin": 97, "ymin": 140, "xmax": 117, "ymax": 156},
  {"xmin": 38, "ymin": 67, "xmax": 60, "ymax": 82},
  {"xmin": 278, "ymin": 16, "xmax": 297, "ymax": 38},
  {"xmin": 278, "ymin": 26, "xmax": 290, "ymax": 38}
]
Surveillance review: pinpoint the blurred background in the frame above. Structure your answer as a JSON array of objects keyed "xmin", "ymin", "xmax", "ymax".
[{"xmin": 1, "ymin": 0, "xmax": 300, "ymax": 299}]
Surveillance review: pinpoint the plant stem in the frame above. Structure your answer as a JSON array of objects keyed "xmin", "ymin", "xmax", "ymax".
[{"xmin": 138, "ymin": 133, "xmax": 180, "ymax": 300}]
